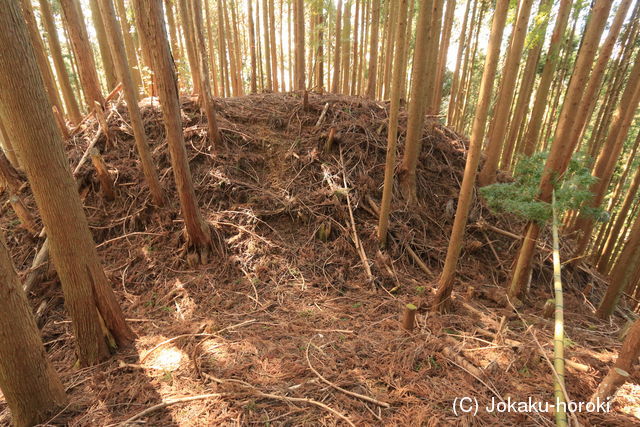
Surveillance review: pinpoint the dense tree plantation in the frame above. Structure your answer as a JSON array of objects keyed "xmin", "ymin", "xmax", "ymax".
[{"xmin": 1, "ymin": 0, "xmax": 640, "ymax": 424}]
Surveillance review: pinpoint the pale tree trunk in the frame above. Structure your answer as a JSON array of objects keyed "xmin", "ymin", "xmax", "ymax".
[
  {"xmin": 571, "ymin": 55, "xmax": 640, "ymax": 256},
  {"xmin": 0, "ymin": 232, "xmax": 67, "ymax": 427},
  {"xmin": 349, "ymin": 0, "xmax": 360, "ymax": 95},
  {"xmin": 0, "ymin": 1, "xmax": 135, "ymax": 366},
  {"xmin": 365, "ymin": 0, "xmax": 381, "ymax": 99},
  {"xmin": 135, "ymin": 0, "xmax": 213, "ymax": 258},
  {"xmin": 279, "ymin": 0, "xmax": 286, "ymax": 90},
  {"xmin": 399, "ymin": 0, "xmax": 414, "ymax": 103},
  {"xmin": 89, "ymin": 0, "xmax": 118, "ymax": 90},
  {"xmin": 98, "ymin": 0, "xmax": 164, "ymax": 206},
  {"xmin": 294, "ymin": 0, "xmax": 305, "ymax": 90},
  {"xmin": 432, "ymin": 0, "xmax": 510, "ymax": 313},
  {"xmin": 397, "ymin": 0, "xmax": 434, "ymax": 205},
  {"xmin": 447, "ymin": 0, "xmax": 472, "ymax": 126},
  {"xmin": 262, "ymin": 0, "xmax": 273, "ymax": 91},
  {"xmin": 38, "ymin": 0, "xmax": 82, "ymax": 124},
  {"xmin": 316, "ymin": 9, "xmax": 325, "ymax": 91},
  {"xmin": 165, "ymin": 0, "xmax": 181, "ymax": 61},
  {"xmin": 356, "ymin": 0, "xmax": 368, "ymax": 95},
  {"xmin": 508, "ymin": 0, "xmax": 613, "ymax": 300},
  {"xmin": 377, "ymin": 0, "xmax": 409, "ymax": 247},
  {"xmin": 477, "ymin": 0, "xmax": 534, "ymax": 186},
  {"xmin": 115, "ymin": 0, "xmax": 143, "ymax": 91},
  {"xmin": 247, "ymin": 0, "xmax": 258, "ymax": 93},
  {"xmin": 331, "ymin": 0, "xmax": 343, "ymax": 93},
  {"xmin": 230, "ymin": 0, "xmax": 245, "ymax": 95},
  {"xmin": 191, "ymin": 0, "xmax": 221, "ymax": 145},
  {"xmin": 222, "ymin": 0, "xmax": 240, "ymax": 96},
  {"xmin": 501, "ymin": 0, "xmax": 553, "ymax": 168},
  {"xmin": 218, "ymin": 0, "xmax": 230, "ymax": 97},
  {"xmin": 19, "ymin": 0, "xmax": 66, "ymax": 119},
  {"xmin": 340, "ymin": 1, "xmax": 352, "ymax": 94},
  {"xmin": 268, "ymin": 0, "xmax": 279, "ymax": 91},
  {"xmin": 433, "ymin": 0, "xmax": 456, "ymax": 114},
  {"xmin": 60, "ymin": 0, "xmax": 106, "ymax": 107}
]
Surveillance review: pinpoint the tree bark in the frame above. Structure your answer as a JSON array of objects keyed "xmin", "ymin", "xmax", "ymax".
[
  {"xmin": 477, "ymin": 0, "xmax": 535, "ymax": 186},
  {"xmin": 89, "ymin": 0, "xmax": 118, "ymax": 90},
  {"xmin": 433, "ymin": 0, "xmax": 456, "ymax": 113},
  {"xmin": 60, "ymin": 0, "xmax": 106, "ymax": 107},
  {"xmin": 331, "ymin": 0, "xmax": 343, "ymax": 94},
  {"xmin": 294, "ymin": 0, "xmax": 305, "ymax": 90},
  {"xmin": 377, "ymin": 0, "xmax": 409, "ymax": 247},
  {"xmin": 365, "ymin": 0, "xmax": 381, "ymax": 99},
  {"xmin": 135, "ymin": 0, "xmax": 213, "ymax": 256},
  {"xmin": 0, "ymin": 0, "xmax": 135, "ymax": 366},
  {"xmin": 177, "ymin": 0, "xmax": 202, "ymax": 96},
  {"xmin": 432, "ymin": 0, "xmax": 510, "ymax": 312},
  {"xmin": 38, "ymin": 0, "xmax": 82, "ymax": 124},
  {"xmin": 268, "ymin": 0, "xmax": 279, "ymax": 91},
  {"xmin": 115, "ymin": 0, "xmax": 143, "ymax": 91},
  {"xmin": 0, "ymin": 232, "xmax": 67, "ymax": 427},
  {"xmin": 98, "ymin": 0, "xmax": 164, "ymax": 206},
  {"xmin": 247, "ymin": 0, "xmax": 258, "ymax": 93}
]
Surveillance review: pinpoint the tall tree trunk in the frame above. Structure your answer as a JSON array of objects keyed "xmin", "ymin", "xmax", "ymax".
[
  {"xmin": 19, "ymin": 0, "xmax": 66, "ymax": 119},
  {"xmin": 0, "ymin": 0, "xmax": 135, "ymax": 365},
  {"xmin": 447, "ymin": 0, "xmax": 472, "ymax": 126},
  {"xmin": 98, "ymin": 0, "xmax": 164, "ymax": 206},
  {"xmin": 432, "ymin": 0, "xmax": 510, "ymax": 312},
  {"xmin": 425, "ymin": 0, "xmax": 444, "ymax": 113},
  {"xmin": 165, "ymin": 0, "xmax": 181, "ymax": 60},
  {"xmin": 115, "ymin": 0, "xmax": 143, "ymax": 91},
  {"xmin": 222, "ymin": 0, "xmax": 240, "ymax": 96},
  {"xmin": 89, "ymin": 0, "xmax": 118, "ymax": 90},
  {"xmin": 177, "ymin": 0, "xmax": 202, "ymax": 95},
  {"xmin": 205, "ymin": 0, "xmax": 220, "ymax": 97},
  {"xmin": 268, "ymin": 0, "xmax": 279, "ymax": 91},
  {"xmin": 217, "ymin": 0, "xmax": 230, "ymax": 97},
  {"xmin": 478, "ymin": 0, "xmax": 535, "ymax": 186},
  {"xmin": 377, "ymin": 0, "xmax": 409, "ymax": 246},
  {"xmin": 508, "ymin": 0, "xmax": 613, "ymax": 300},
  {"xmin": 433, "ymin": 0, "xmax": 456, "ymax": 114},
  {"xmin": 38, "ymin": 0, "xmax": 82, "ymax": 124},
  {"xmin": 349, "ymin": 0, "xmax": 360, "ymax": 95},
  {"xmin": 294, "ymin": 0, "xmax": 305, "ymax": 90},
  {"xmin": 60, "ymin": 0, "xmax": 105, "ymax": 107},
  {"xmin": 397, "ymin": 0, "xmax": 434, "ymax": 205},
  {"xmin": 571, "ymin": 55, "xmax": 640, "ymax": 256},
  {"xmin": 135, "ymin": 0, "xmax": 213, "ymax": 258},
  {"xmin": 365, "ymin": 0, "xmax": 381, "ymax": 98},
  {"xmin": 331, "ymin": 0, "xmax": 343, "ymax": 93},
  {"xmin": 340, "ymin": 1, "xmax": 352, "ymax": 94},
  {"xmin": 230, "ymin": 0, "xmax": 245, "ymax": 95},
  {"xmin": 247, "ymin": 0, "xmax": 258, "ymax": 93},
  {"xmin": 0, "ymin": 232, "xmax": 67, "ymax": 427},
  {"xmin": 191, "ymin": 0, "xmax": 221, "ymax": 145},
  {"xmin": 381, "ymin": 0, "xmax": 397, "ymax": 99},
  {"xmin": 261, "ymin": 0, "xmax": 273, "ymax": 91},
  {"xmin": 501, "ymin": 0, "xmax": 553, "ymax": 168}
]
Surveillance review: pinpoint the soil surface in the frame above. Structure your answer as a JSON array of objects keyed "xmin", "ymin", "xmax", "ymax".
[{"xmin": 0, "ymin": 92, "xmax": 638, "ymax": 426}]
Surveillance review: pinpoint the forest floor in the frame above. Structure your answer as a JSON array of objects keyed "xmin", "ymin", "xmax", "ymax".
[{"xmin": 0, "ymin": 92, "xmax": 638, "ymax": 426}]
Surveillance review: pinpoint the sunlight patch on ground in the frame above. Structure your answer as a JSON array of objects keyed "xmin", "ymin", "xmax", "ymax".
[
  {"xmin": 146, "ymin": 346, "xmax": 187, "ymax": 371},
  {"xmin": 616, "ymin": 382, "xmax": 640, "ymax": 420}
]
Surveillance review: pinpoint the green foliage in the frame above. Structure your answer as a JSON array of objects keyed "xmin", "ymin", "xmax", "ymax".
[{"xmin": 480, "ymin": 152, "xmax": 604, "ymax": 224}]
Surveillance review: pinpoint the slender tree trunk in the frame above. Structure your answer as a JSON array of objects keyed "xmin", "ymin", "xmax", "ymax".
[
  {"xmin": 432, "ymin": 0, "xmax": 510, "ymax": 312},
  {"xmin": 508, "ymin": 0, "xmax": 613, "ymax": 300},
  {"xmin": 115, "ymin": 0, "xmax": 143, "ymax": 91},
  {"xmin": 501, "ymin": 0, "xmax": 553, "ymax": 168},
  {"xmin": 205, "ymin": 0, "xmax": 220, "ymax": 97},
  {"xmin": 447, "ymin": 0, "xmax": 472, "ymax": 126},
  {"xmin": 572, "ymin": 55, "xmax": 640, "ymax": 256},
  {"xmin": 247, "ymin": 0, "xmax": 258, "ymax": 93},
  {"xmin": 89, "ymin": 0, "xmax": 118, "ymax": 90},
  {"xmin": 397, "ymin": 0, "xmax": 434, "ymax": 205},
  {"xmin": 268, "ymin": 0, "xmax": 279, "ymax": 91},
  {"xmin": 433, "ymin": 0, "xmax": 455, "ymax": 113},
  {"xmin": 0, "ymin": 118, "xmax": 20, "ymax": 169},
  {"xmin": 365, "ymin": 0, "xmax": 381, "ymax": 98},
  {"xmin": 19, "ymin": 0, "xmax": 66, "ymax": 119},
  {"xmin": 135, "ymin": 0, "xmax": 213, "ymax": 257},
  {"xmin": 381, "ymin": 0, "xmax": 397, "ymax": 99},
  {"xmin": 0, "ymin": 232, "xmax": 67, "ymax": 427},
  {"xmin": 340, "ymin": 1, "xmax": 352, "ymax": 94},
  {"xmin": 191, "ymin": 0, "xmax": 221, "ymax": 145},
  {"xmin": 331, "ymin": 0, "xmax": 343, "ymax": 93},
  {"xmin": 0, "ymin": 1, "xmax": 135, "ymax": 365},
  {"xmin": 222, "ymin": 0, "xmax": 240, "ymax": 96},
  {"xmin": 349, "ymin": 0, "xmax": 360, "ymax": 95},
  {"xmin": 165, "ymin": 0, "xmax": 181, "ymax": 60},
  {"xmin": 294, "ymin": 0, "xmax": 305, "ymax": 90},
  {"xmin": 60, "ymin": 0, "xmax": 105, "ymax": 107},
  {"xmin": 177, "ymin": 0, "xmax": 202, "ymax": 95},
  {"xmin": 39, "ymin": 0, "xmax": 82, "ymax": 124},
  {"xmin": 316, "ymin": 9, "xmax": 325, "ymax": 91},
  {"xmin": 478, "ymin": 0, "xmax": 535, "ymax": 186},
  {"xmin": 230, "ymin": 0, "xmax": 245, "ymax": 95},
  {"xmin": 261, "ymin": 0, "xmax": 273, "ymax": 91},
  {"xmin": 217, "ymin": 0, "xmax": 230, "ymax": 97},
  {"xmin": 425, "ymin": 0, "xmax": 444, "ymax": 113},
  {"xmin": 98, "ymin": 0, "xmax": 164, "ymax": 206},
  {"xmin": 377, "ymin": 0, "xmax": 409, "ymax": 246}
]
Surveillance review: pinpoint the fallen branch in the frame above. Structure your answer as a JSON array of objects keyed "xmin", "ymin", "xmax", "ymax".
[
  {"xmin": 203, "ymin": 373, "xmax": 356, "ymax": 427},
  {"xmin": 118, "ymin": 393, "xmax": 227, "ymax": 426},
  {"xmin": 305, "ymin": 338, "xmax": 390, "ymax": 408},
  {"xmin": 315, "ymin": 102, "xmax": 330, "ymax": 127}
]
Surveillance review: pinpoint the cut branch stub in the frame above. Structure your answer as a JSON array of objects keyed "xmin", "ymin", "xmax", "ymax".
[
  {"xmin": 94, "ymin": 101, "xmax": 111, "ymax": 149},
  {"xmin": 323, "ymin": 127, "xmax": 337, "ymax": 153},
  {"xmin": 402, "ymin": 303, "xmax": 417, "ymax": 331},
  {"xmin": 9, "ymin": 194, "xmax": 38, "ymax": 234},
  {"xmin": 90, "ymin": 148, "xmax": 115, "ymax": 201}
]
